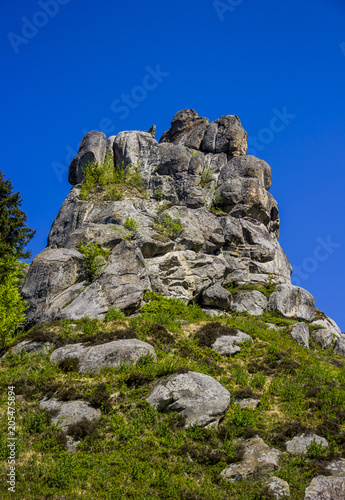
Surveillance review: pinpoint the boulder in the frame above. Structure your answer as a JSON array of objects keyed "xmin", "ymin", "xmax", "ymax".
[
  {"xmin": 285, "ymin": 434, "xmax": 328, "ymax": 454},
  {"xmin": 146, "ymin": 250, "xmax": 229, "ymax": 302},
  {"xmin": 304, "ymin": 476, "xmax": 345, "ymax": 500},
  {"xmin": 69, "ymin": 131, "xmax": 106, "ymax": 185},
  {"xmin": 40, "ymin": 397, "xmax": 101, "ymax": 432},
  {"xmin": 22, "ymin": 247, "xmax": 86, "ymax": 325},
  {"xmin": 325, "ymin": 459, "xmax": 345, "ymax": 477},
  {"xmin": 211, "ymin": 331, "xmax": 253, "ymax": 355},
  {"xmin": 146, "ymin": 371, "xmax": 230, "ymax": 428},
  {"xmin": 159, "ymin": 109, "xmax": 209, "ymax": 148},
  {"xmin": 200, "ymin": 283, "xmax": 232, "ymax": 310},
  {"xmin": 221, "ymin": 437, "xmax": 280, "ymax": 482},
  {"xmin": 311, "ymin": 315, "xmax": 342, "ymax": 339},
  {"xmin": 265, "ymin": 477, "xmax": 290, "ymax": 499},
  {"xmin": 201, "ymin": 115, "xmax": 247, "ymax": 156},
  {"xmin": 268, "ymin": 284, "xmax": 315, "ymax": 321},
  {"xmin": 312, "ymin": 328, "xmax": 334, "ymax": 349},
  {"xmin": 50, "ymin": 339, "xmax": 156, "ymax": 374},
  {"xmin": 230, "ymin": 290, "xmax": 268, "ymax": 316},
  {"xmin": 334, "ymin": 336, "xmax": 345, "ymax": 356},
  {"xmin": 59, "ymin": 240, "xmax": 150, "ymax": 319},
  {"xmin": 290, "ymin": 322, "xmax": 310, "ymax": 348},
  {"xmin": 0, "ymin": 341, "xmax": 54, "ymax": 361},
  {"xmin": 113, "ymin": 130, "xmax": 157, "ymax": 186},
  {"xmin": 235, "ymin": 398, "xmax": 260, "ymax": 410}
]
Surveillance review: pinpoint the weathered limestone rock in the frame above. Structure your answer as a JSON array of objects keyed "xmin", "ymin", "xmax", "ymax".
[
  {"xmin": 311, "ymin": 315, "xmax": 342, "ymax": 338},
  {"xmin": 304, "ymin": 476, "xmax": 345, "ymax": 500},
  {"xmin": 200, "ymin": 283, "xmax": 232, "ymax": 310},
  {"xmin": 230, "ymin": 290, "xmax": 268, "ymax": 316},
  {"xmin": 50, "ymin": 339, "xmax": 156, "ymax": 374},
  {"xmin": 22, "ymin": 247, "xmax": 86, "ymax": 325},
  {"xmin": 211, "ymin": 331, "xmax": 252, "ymax": 355},
  {"xmin": 334, "ymin": 336, "xmax": 345, "ymax": 356},
  {"xmin": 312, "ymin": 328, "xmax": 334, "ymax": 349},
  {"xmin": 40, "ymin": 397, "xmax": 101, "ymax": 432},
  {"xmin": 268, "ymin": 285, "xmax": 315, "ymax": 321},
  {"xmin": 201, "ymin": 115, "xmax": 248, "ymax": 156},
  {"xmin": 113, "ymin": 130, "xmax": 157, "ymax": 186},
  {"xmin": 325, "ymin": 459, "xmax": 345, "ymax": 477},
  {"xmin": 290, "ymin": 322, "xmax": 310, "ymax": 348},
  {"xmin": 146, "ymin": 371, "xmax": 230, "ymax": 428},
  {"xmin": 221, "ymin": 437, "xmax": 280, "ymax": 482},
  {"xmin": 69, "ymin": 131, "xmax": 106, "ymax": 185},
  {"xmin": 265, "ymin": 476, "xmax": 290, "ymax": 499},
  {"xmin": 0, "ymin": 341, "xmax": 54, "ymax": 361},
  {"xmin": 235, "ymin": 398, "xmax": 260, "ymax": 410},
  {"xmin": 159, "ymin": 109, "xmax": 209, "ymax": 148},
  {"xmin": 146, "ymin": 250, "xmax": 229, "ymax": 302},
  {"xmin": 221, "ymin": 217, "xmax": 291, "ymax": 284},
  {"xmin": 285, "ymin": 434, "xmax": 328, "ymax": 454}
]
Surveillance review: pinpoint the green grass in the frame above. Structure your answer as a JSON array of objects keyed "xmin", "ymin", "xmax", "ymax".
[{"xmin": 0, "ymin": 295, "xmax": 344, "ymax": 499}]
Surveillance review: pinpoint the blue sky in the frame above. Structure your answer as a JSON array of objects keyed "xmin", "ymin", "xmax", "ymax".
[{"xmin": 1, "ymin": 0, "xmax": 344, "ymax": 330}]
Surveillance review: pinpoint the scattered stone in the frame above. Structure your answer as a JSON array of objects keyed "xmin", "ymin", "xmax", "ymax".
[
  {"xmin": 230, "ymin": 290, "xmax": 268, "ymax": 316},
  {"xmin": 201, "ymin": 283, "xmax": 232, "ymax": 310},
  {"xmin": 268, "ymin": 284, "xmax": 315, "ymax": 321},
  {"xmin": 221, "ymin": 437, "xmax": 280, "ymax": 482},
  {"xmin": 146, "ymin": 371, "xmax": 230, "ymax": 428},
  {"xmin": 290, "ymin": 322, "xmax": 310, "ymax": 348},
  {"xmin": 312, "ymin": 328, "xmax": 334, "ymax": 349},
  {"xmin": 334, "ymin": 336, "xmax": 345, "ymax": 357},
  {"xmin": 202, "ymin": 308, "xmax": 231, "ymax": 318},
  {"xmin": 50, "ymin": 339, "xmax": 156, "ymax": 374},
  {"xmin": 285, "ymin": 434, "xmax": 328, "ymax": 454},
  {"xmin": 265, "ymin": 476, "xmax": 290, "ymax": 499},
  {"xmin": 235, "ymin": 398, "xmax": 260, "ymax": 410},
  {"xmin": 304, "ymin": 476, "xmax": 345, "ymax": 500},
  {"xmin": 0, "ymin": 341, "xmax": 54, "ymax": 361},
  {"xmin": 211, "ymin": 331, "xmax": 253, "ymax": 355},
  {"xmin": 40, "ymin": 398, "xmax": 101, "ymax": 433},
  {"xmin": 325, "ymin": 459, "xmax": 345, "ymax": 477}
]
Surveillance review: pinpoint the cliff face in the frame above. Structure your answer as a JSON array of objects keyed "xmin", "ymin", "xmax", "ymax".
[{"xmin": 21, "ymin": 110, "xmax": 339, "ymax": 340}]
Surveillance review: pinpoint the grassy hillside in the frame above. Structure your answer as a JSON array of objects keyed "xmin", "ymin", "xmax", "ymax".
[{"xmin": 0, "ymin": 293, "xmax": 344, "ymax": 499}]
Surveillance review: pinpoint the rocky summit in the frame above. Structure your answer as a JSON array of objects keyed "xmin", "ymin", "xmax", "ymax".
[{"xmin": 2, "ymin": 110, "xmax": 344, "ymax": 500}]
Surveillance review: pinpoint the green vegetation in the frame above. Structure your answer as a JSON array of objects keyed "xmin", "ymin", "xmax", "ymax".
[
  {"xmin": 0, "ymin": 294, "xmax": 344, "ymax": 499},
  {"xmin": 190, "ymin": 148, "xmax": 200, "ymax": 157},
  {"xmin": 123, "ymin": 217, "xmax": 139, "ymax": 234},
  {"xmin": 79, "ymin": 153, "xmax": 145, "ymax": 201},
  {"xmin": 77, "ymin": 241, "xmax": 111, "ymax": 282},
  {"xmin": 153, "ymin": 211, "xmax": 184, "ymax": 239},
  {"xmin": 225, "ymin": 277, "xmax": 276, "ymax": 300},
  {"xmin": 201, "ymin": 164, "xmax": 214, "ymax": 187}
]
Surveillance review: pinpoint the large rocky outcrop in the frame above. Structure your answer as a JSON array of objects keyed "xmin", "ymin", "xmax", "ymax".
[{"xmin": 23, "ymin": 109, "xmax": 341, "ymax": 331}]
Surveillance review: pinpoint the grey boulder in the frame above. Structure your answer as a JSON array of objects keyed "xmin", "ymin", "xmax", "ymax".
[
  {"xmin": 211, "ymin": 331, "xmax": 253, "ymax": 355},
  {"xmin": 312, "ymin": 328, "xmax": 334, "ymax": 349},
  {"xmin": 201, "ymin": 115, "xmax": 247, "ymax": 156},
  {"xmin": 268, "ymin": 284, "xmax": 315, "ymax": 321},
  {"xmin": 285, "ymin": 434, "xmax": 328, "ymax": 454},
  {"xmin": 0, "ymin": 341, "xmax": 54, "ymax": 361},
  {"xmin": 50, "ymin": 339, "xmax": 156, "ymax": 374},
  {"xmin": 146, "ymin": 371, "xmax": 231, "ymax": 428},
  {"xmin": 265, "ymin": 477, "xmax": 290, "ymax": 499},
  {"xmin": 40, "ymin": 397, "xmax": 101, "ymax": 432},
  {"xmin": 230, "ymin": 290, "xmax": 268, "ymax": 316},
  {"xmin": 304, "ymin": 476, "xmax": 345, "ymax": 500},
  {"xmin": 221, "ymin": 437, "xmax": 280, "ymax": 482},
  {"xmin": 334, "ymin": 336, "xmax": 345, "ymax": 356},
  {"xmin": 69, "ymin": 131, "xmax": 106, "ymax": 185},
  {"xmin": 200, "ymin": 283, "xmax": 232, "ymax": 310},
  {"xmin": 290, "ymin": 322, "xmax": 310, "ymax": 348}
]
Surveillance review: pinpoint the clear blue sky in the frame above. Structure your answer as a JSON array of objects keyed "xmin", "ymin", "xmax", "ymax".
[{"xmin": 1, "ymin": 0, "xmax": 344, "ymax": 330}]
